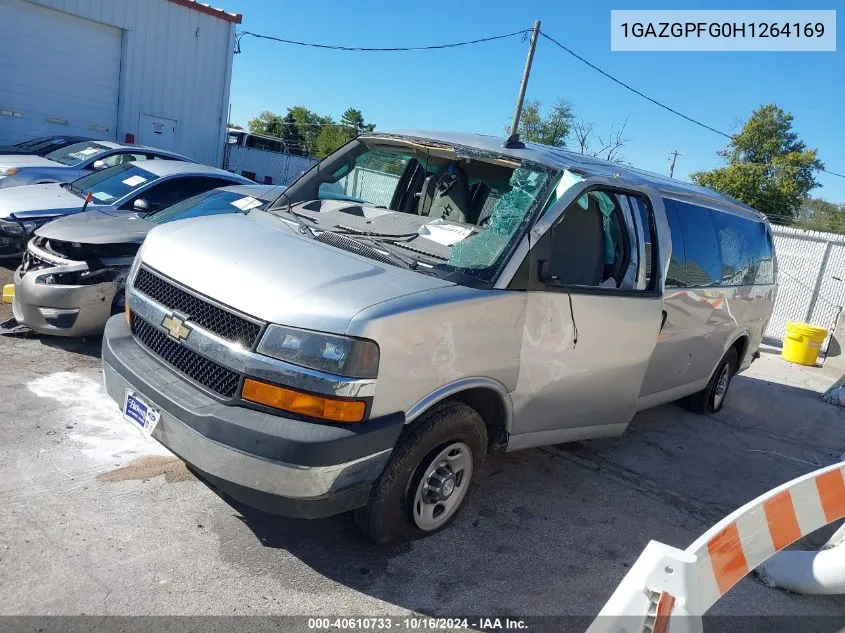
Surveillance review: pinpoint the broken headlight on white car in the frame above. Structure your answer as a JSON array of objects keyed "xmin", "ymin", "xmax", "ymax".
[
  {"xmin": 257, "ymin": 324, "xmax": 380, "ymax": 378},
  {"xmin": 36, "ymin": 268, "xmax": 122, "ymax": 286}
]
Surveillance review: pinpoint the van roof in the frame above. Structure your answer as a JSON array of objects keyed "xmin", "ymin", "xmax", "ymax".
[{"xmin": 375, "ymin": 130, "xmax": 764, "ymax": 220}]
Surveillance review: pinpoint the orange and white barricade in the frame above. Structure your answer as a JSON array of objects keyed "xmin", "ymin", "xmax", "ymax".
[{"xmin": 587, "ymin": 461, "xmax": 845, "ymax": 633}]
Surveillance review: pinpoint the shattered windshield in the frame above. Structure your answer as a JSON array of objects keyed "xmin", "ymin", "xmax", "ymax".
[{"xmin": 276, "ymin": 139, "xmax": 557, "ymax": 285}]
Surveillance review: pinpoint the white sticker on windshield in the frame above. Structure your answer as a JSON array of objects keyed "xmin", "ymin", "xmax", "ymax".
[
  {"xmin": 122, "ymin": 175, "xmax": 147, "ymax": 187},
  {"xmin": 418, "ymin": 220, "xmax": 474, "ymax": 246},
  {"xmin": 78, "ymin": 147, "xmax": 100, "ymax": 156},
  {"xmin": 230, "ymin": 196, "xmax": 262, "ymax": 211},
  {"xmin": 91, "ymin": 192, "xmax": 113, "ymax": 202}
]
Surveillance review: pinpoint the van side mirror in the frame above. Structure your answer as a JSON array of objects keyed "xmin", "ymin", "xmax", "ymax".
[
  {"xmin": 92, "ymin": 159, "xmax": 107, "ymax": 170},
  {"xmin": 133, "ymin": 198, "xmax": 149, "ymax": 212}
]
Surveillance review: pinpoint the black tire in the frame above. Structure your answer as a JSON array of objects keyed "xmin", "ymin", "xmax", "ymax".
[
  {"xmin": 684, "ymin": 348, "xmax": 738, "ymax": 414},
  {"xmin": 354, "ymin": 402, "xmax": 487, "ymax": 545}
]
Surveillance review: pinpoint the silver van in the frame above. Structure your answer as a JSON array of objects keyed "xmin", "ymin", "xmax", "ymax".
[{"xmin": 101, "ymin": 131, "xmax": 776, "ymax": 544}]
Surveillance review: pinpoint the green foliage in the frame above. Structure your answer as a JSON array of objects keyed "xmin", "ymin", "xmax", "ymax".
[
  {"xmin": 512, "ymin": 99, "xmax": 574, "ymax": 147},
  {"xmin": 690, "ymin": 104, "xmax": 823, "ymax": 221},
  {"xmin": 315, "ymin": 108, "xmax": 376, "ymax": 159},
  {"xmin": 316, "ymin": 125, "xmax": 356, "ymax": 159},
  {"xmin": 228, "ymin": 123, "xmax": 244, "ymax": 130},
  {"xmin": 792, "ymin": 197, "xmax": 845, "ymax": 234},
  {"xmin": 246, "ymin": 106, "xmax": 376, "ymax": 158},
  {"xmin": 246, "ymin": 110, "xmax": 287, "ymax": 137}
]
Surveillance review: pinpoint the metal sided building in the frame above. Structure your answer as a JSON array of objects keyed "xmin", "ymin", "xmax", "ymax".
[{"xmin": 0, "ymin": 0, "xmax": 241, "ymax": 167}]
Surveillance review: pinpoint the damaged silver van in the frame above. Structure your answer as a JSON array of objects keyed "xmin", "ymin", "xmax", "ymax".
[{"xmin": 102, "ymin": 131, "xmax": 776, "ymax": 544}]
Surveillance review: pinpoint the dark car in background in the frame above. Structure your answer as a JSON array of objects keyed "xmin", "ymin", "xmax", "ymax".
[{"xmin": 0, "ymin": 135, "xmax": 94, "ymax": 157}]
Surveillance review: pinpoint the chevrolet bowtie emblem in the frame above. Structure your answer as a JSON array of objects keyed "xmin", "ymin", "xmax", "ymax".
[{"xmin": 161, "ymin": 314, "xmax": 191, "ymax": 341}]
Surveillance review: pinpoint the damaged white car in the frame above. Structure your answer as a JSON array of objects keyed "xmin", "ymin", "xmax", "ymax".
[{"xmin": 6, "ymin": 178, "xmax": 267, "ymax": 338}]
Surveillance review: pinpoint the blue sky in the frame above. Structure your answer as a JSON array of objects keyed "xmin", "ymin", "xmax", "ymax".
[{"xmin": 222, "ymin": 0, "xmax": 844, "ymax": 204}]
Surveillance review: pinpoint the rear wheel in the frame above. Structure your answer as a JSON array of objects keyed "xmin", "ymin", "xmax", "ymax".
[
  {"xmin": 354, "ymin": 402, "xmax": 487, "ymax": 545},
  {"xmin": 684, "ymin": 348, "xmax": 738, "ymax": 414}
]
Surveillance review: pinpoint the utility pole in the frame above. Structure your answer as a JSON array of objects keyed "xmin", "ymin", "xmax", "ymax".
[
  {"xmin": 668, "ymin": 150, "xmax": 683, "ymax": 178},
  {"xmin": 506, "ymin": 20, "xmax": 541, "ymax": 144}
]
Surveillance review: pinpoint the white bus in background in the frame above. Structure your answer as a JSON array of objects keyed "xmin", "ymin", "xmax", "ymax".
[{"xmin": 224, "ymin": 128, "xmax": 318, "ymax": 187}]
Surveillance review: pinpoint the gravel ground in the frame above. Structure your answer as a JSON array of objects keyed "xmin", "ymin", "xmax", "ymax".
[{"xmin": 0, "ymin": 303, "xmax": 844, "ymax": 627}]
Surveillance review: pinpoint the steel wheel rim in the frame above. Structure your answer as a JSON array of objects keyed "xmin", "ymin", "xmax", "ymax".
[
  {"xmin": 713, "ymin": 364, "xmax": 731, "ymax": 408},
  {"xmin": 412, "ymin": 441, "xmax": 473, "ymax": 531}
]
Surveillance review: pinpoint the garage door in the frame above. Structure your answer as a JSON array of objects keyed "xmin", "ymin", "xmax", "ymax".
[{"xmin": 0, "ymin": 0, "xmax": 121, "ymax": 145}]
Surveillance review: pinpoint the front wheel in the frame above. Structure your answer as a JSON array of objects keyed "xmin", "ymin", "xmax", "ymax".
[
  {"xmin": 684, "ymin": 348, "xmax": 738, "ymax": 414},
  {"xmin": 354, "ymin": 402, "xmax": 487, "ymax": 545}
]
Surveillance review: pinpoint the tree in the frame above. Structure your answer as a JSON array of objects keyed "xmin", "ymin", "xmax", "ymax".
[
  {"xmin": 316, "ymin": 125, "xmax": 355, "ymax": 159},
  {"xmin": 571, "ymin": 116, "xmax": 629, "ymax": 163},
  {"xmin": 340, "ymin": 108, "xmax": 375, "ymax": 133},
  {"xmin": 246, "ymin": 106, "xmax": 377, "ymax": 158},
  {"xmin": 280, "ymin": 112, "xmax": 306, "ymax": 156},
  {"xmin": 228, "ymin": 123, "xmax": 244, "ymax": 130},
  {"xmin": 286, "ymin": 106, "xmax": 333, "ymax": 156},
  {"xmin": 690, "ymin": 104, "xmax": 823, "ymax": 221},
  {"xmin": 246, "ymin": 110, "xmax": 286, "ymax": 137},
  {"xmin": 793, "ymin": 197, "xmax": 845, "ymax": 234},
  {"xmin": 511, "ymin": 99, "xmax": 574, "ymax": 147}
]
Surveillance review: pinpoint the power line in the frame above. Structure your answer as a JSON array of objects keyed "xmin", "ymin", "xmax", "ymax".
[
  {"xmin": 232, "ymin": 25, "xmax": 844, "ymax": 180},
  {"xmin": 235, "ymin": 29, "xmax": 529, "ymax": 53},
  {"xmin": 538, "ymin": 30, "xmax": 845, "ymax": 181},
  {"xmin": 538, "ymin": 31, "xmax": 731, "ymax": 139}
]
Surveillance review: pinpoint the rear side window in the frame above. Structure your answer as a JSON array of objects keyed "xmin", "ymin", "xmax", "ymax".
[
  {"xmin": 663, "ymin": 200, "xmax": 687, "ymax": 288},
  {"xmin": 712, "ymin": 213, "xmax": 767, "ymax": 286},
  {"xmin": 757, "ymin": 228, "xmax": 775, "ymax": 285},
  {"xmin": 669, "ymin": 200, "xmax": 721, "ymax": 287}
]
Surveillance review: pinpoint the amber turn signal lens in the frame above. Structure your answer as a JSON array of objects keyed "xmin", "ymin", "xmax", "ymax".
[
  {"xmin": 241, "ymin": 378, "xmax": 366, "ymax": 423},
  {"xmin": 125, "ymin": 303, "xmax": 131, "ymax": 326}
]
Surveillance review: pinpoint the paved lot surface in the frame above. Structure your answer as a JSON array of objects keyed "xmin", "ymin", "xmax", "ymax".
[{"xmin": 1, "ymin": 274, "xmax": 844, "ymax": 623}]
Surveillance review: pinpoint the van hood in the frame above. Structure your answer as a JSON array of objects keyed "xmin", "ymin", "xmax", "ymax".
[
  {"xmin": 138, "ymin": 212, "xmax": 455, "ymax": 334},
  {"xmin": 0, "ymin": 155, "xmax": 62, "ymax": 169},
  {"xmin": 0, "ymin": 183, "xmax": 98, "ymax": 220},
  {"xmin": 35, "ymin": 209, "xmax": 150, "ymax": 244}
]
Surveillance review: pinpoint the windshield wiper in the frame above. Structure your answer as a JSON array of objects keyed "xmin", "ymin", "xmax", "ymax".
[
  {"xmin": 389, "ymin": 239, "xmax": 448, "ymax": 261},
  {"xmin": 332, "ymin": 225, "xmax": 419, "ymax": 240},
  {"xmin": 345, "ymin": 234, "xmax": 424, "ymax": 270},
  {"xmin": 274, "ymin": 191, "xmax": 315, "ymax": 237},
  {"xmin": 62, "ymin": 182, "xmax": 82, "ymax": 196}
]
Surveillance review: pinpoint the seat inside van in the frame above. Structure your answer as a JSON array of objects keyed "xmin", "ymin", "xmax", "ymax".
[{"xmin": 549, "ymin": 195, "xmax": 605, "ymax": 286}]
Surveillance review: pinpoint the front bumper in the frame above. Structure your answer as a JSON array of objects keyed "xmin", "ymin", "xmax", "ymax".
[
  {"xmin": 13, "ymin": 265, "xmax": 118, "ymax": 337},
  {"xmin": 102, "ymin": 315, "xmax": 403, "ymax": 518}
]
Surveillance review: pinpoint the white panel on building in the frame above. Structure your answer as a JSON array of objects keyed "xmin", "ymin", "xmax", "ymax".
[
  {"xmin": 0, "ymin": 0, "xmax": 121, "ymax": 144},
  {"xmin": 0, "ymin": 0, "xmax": 239, "ymax": 167}
]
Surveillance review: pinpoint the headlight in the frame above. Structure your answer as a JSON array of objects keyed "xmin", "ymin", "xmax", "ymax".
[
  {"xmin": 127, "ymin": 248, "xmax": 144, "ymax": 286},
  {"xmin": 0, "ymin": 168, "xmax": 18, "ymax": 177},
  {"xmin": 0, "ymin": 218, "xmax": 36, "ymax": 235},
  {"xmin": 257, "ymin": 324, "xmax": 380, "ymax": 378}
]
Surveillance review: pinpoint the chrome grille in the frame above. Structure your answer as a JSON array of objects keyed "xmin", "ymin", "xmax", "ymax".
[
  {"xmin": 131, "ymin": 313, "xmax": 241, "ymax": 399},
  {"xmin": 133, "ymin": 268, "xmax": 262, "ymax": 348}
]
